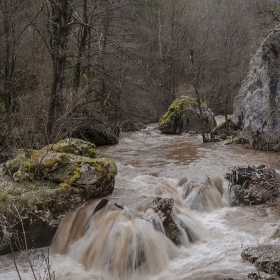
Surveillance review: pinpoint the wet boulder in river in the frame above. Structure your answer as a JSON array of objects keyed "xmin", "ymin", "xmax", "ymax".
[
  {"xmin": 232, "ymin": 27, "xmax": 280, "ymax": 151},
  {"xmin": 150, "ymin": 196, "xmax": 174, "ymax": 217},
  {"xmin": 158, "ymin": 96, "xmax": 216, "ymax": 134},
  {"xmin": 150, "ymin": 197, "xmax": 182, "ymax": 245},
  {"xmin": 242, "ymin": 245, "xmax": 280, "ymax": 277},
  {"xmin": 226, "ymin": 165, "xmax": 280, "ymax": 206}
]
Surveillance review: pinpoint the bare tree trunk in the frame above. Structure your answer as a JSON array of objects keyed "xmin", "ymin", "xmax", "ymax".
[
  {"xmin": 73, "ymin": 0, "xmax": 89, "ymax": 92},
  {"xmin": 224, "ymin": 91, "xmax": 229, "ymax": 131},
  {"xmin": 1, "ymin": 0, "xmax": 16, "ymax": 113},
  {"xmin": 47, "ymin": 0, "xmax": 72, "ymax": 141},
  {"xmin": 190, "ymin": 50, "xmax": 203, "ymax": 116},
  {"xmin": 99, "ymin": 5, "xmax": 110, "ymax": 112}
]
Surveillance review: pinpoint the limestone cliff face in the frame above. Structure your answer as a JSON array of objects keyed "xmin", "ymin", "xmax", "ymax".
[{"xmin": 232, "ymin": 27, "xmax": 280, "ymax": 150}]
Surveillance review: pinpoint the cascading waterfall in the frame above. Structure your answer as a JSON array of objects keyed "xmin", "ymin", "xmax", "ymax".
[
  {"xmin": 54, "ymin": 204, "xmax": 178, "ymax": 279},
  {"xmin": 51, "ymin": 179, "xmax": 207, "ymax": 279},
  {"xmin": 179, "ymin": 176, "xmax": 226, "ymax": 212}
]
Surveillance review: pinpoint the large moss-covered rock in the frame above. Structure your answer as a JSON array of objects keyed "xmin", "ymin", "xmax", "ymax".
[
  {"xmin": 232, "ymin": 27, "xmax": 280, "ymax": 150},
  {"xmin": 42, "ymin": 138, "xmax": 96, "ymax": 158},
  {"xmin": 158, "ymin": 96, "xmax": 216, "ymax": 134},
  {"xmin": 3, "ymin": 148, "xmax": 116, "ymax": 192},
  {"xmin": 0, "ymin": 139, "xmax": 117, "ymax": 255}
]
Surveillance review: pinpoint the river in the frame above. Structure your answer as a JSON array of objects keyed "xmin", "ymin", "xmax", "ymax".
[{"xmin": 1, "ymin": 123, "xmax": 280, "ymax": 280}]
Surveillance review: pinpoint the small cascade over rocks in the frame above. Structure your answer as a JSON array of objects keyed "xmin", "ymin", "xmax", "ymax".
[
  {"xmin": 52, "ymin": 200, "xmax": 179, "ymax": 279},
  {"xmin": 51, "ymin": 180, "xmax": 207, "ymax": 280},
  {"xmin": 179, "ymin": 176, "xmax": 225, "ymax": 212}
]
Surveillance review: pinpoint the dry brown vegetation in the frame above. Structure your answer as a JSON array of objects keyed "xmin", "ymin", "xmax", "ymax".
[{"xmin": 0, "ymin": 0, "xmax": 279, "ymax": 156}]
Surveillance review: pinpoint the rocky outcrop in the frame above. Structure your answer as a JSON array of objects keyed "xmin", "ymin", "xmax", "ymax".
[
  {"xmin": 0, "ymin": 138, "xmax": 117, "ymax": 255},
  {"xmin": 242, "ymin": 245, "xmax": 280, "ymax": 277},
  {"xmin": 73, "ymin": 112, "xmax": 119, "ymax": 145},
  {"xmin": 232, "ymin": 27, "xmax": 280, "ymax": 151},
  {"xmin": 158, "ymin": 96, "xmax": 216, "ymax": 134},
  {"xmin": 225, "ymin": 166, "xmax": 280, "ymax": 206}
]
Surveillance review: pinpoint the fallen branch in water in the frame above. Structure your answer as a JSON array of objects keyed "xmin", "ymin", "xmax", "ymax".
[{"xmin": 114, "ymin": 202, "xmax": 124, "ymax": 209}]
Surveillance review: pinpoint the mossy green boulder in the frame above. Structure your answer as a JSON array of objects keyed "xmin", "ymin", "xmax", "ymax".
[
  {"xmin": 158, "ymin": 96, "xmax": 216, "ymax": 134},
  {"xmin": 3, "ymin": 149, "xmax": 116, "ymax": 186},
  {"xmin": 42, "ymin": 138, "xmax": 96, "ymax": 158},
  {"xmin": 0, "ymin": 138, "xmax": 117, "ymax": 255}
]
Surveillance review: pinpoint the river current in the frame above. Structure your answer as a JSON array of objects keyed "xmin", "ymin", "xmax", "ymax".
[{"xmin": 1, "ymin": 123, "xmax": 280, "ymax": 280}]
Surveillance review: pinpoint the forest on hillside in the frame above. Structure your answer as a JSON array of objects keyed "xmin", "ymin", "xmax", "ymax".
[{"xmin": 1, "ymin": 0, "xmax": 280, "ymax": 154}]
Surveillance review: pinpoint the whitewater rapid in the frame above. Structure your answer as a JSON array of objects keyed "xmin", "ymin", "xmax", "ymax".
[{"xmin": 1, "ymin": 124, "xmax": 280, "ymax": 280}]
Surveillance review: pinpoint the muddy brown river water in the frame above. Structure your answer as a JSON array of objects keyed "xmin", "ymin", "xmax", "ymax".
[{"xmin": 1, "ymin": 123, "xmax": 280, "ymax": 280}]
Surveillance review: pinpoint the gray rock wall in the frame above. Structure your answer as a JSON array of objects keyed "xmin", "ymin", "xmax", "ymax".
[{"xmin": 232, "ymin": 27, "xmax": 280, "ymax": 150}]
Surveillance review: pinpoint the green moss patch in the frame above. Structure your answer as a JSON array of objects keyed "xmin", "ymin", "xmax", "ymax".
[
  {"xmin": 2, "ymin": 141, "xmax": 117, "ymax": 189},
  {"xmin": 159, "ymin": 96, "xmax": 197, "ymax": 128},
  {"xmin": 42, "ymin": 138, "xmax": 96, "ymax": 158}
]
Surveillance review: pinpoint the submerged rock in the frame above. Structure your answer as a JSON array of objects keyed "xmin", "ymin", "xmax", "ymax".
[
  {"xmin": 0, "ymin": 139, "xmax": 117, "ymax": 255},
  {"xmin": 158, "ymin": 96, "xmax": 216, "ymax": 134},
  {"xmin": 232, "ymin": 27, "xmax": 280, "ymax": 151},
  {"xmin": 242, "ymin": 245, "xmax": 280, "ymax": 276},
  {"xmin": 162, "ymin": 216, "xmax": 182, "ymax": 246},
  {"xmin": 226, "ymin": 166, "xmax": 280, "ymax": 206}
]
